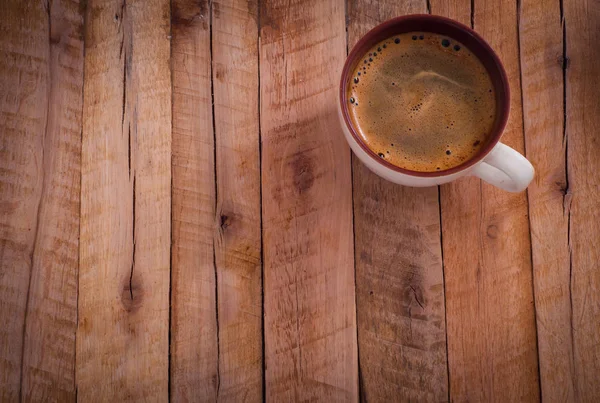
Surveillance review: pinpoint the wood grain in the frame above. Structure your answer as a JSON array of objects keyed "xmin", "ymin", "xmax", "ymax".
[
  {"xmin": 1, "ymin": 0, "xmax": 82, "ymax": 400},
  {"xmin": 170, "ymin": 0, "xmax": 219, "ymax": 399},
  {"xmin": 0, "ymin": 2, "xmax": 48, "ymax": 400},
  {"xmin": 212, "ymin": 0, "xmax": 263, "ymax": 401},
  {"xmin": 429, "ymin": 0, "xmax": 540, "ymax": 400},
  {"xmin": 347, "ymin": 0, "xmax": 448, "ymax": 401},
  {"xmin": 564, "ymin": 0, "xmax": 600, "ymax": 399},
  {"xmin": 0, "ymin": 2, "xmax": 598, "ymax": 400},
  {"xmin": 518, "ymin": 0, "xmax": 575, "ymax": 400},
  {"xmin": 78, "ymin": 0, "xmax": 171, "ymax": 400},
  {"xmin": 20, "ymin": 0, "xmax": 84, "ymax": 401},
  {"xmin": 259, "ymin": 0, "xmax": 358, "ymax": 400},
  {"xmin": 0, "ymin": 2, "xmax": 49, "ymax": 399}
]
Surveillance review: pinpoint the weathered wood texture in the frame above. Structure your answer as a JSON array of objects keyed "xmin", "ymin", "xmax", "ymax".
[
  {"xmin": 564, "ymin": 0, "xmax": 600, "ymax": 400},
  {"xmin": 347, "ymin": 0, "xmax": 448, "ymax": 401},
  {"xmin": 1, "ymin": 1, "xmax": 599, "ymax": 401},
  {"xmin": 213, "ymin": 0, "xmax": 263, "ymax": 400},
  {"xmin": 519, "ymin": 0, "xmax": 575, "ymax": 400},
  {"xmin": 170, "ymin": 0, "xmax": 219, "ymax": 399},
  {"xmin": 0, "ymin": 0, "xmax": 83, "ymax": 401},
  {"xmin": 1, "ymin": 2, "xmax": 50, "ymax": 399},
  {"xmin": 78, "ymin": 0, "xmax": 171, "ymax": 400},
  {"xmin": 20, "ymin": 0, "xmax": 84, "ymax": 401},
  {"xmin": 259, "ymin": 0, "xmax": 358, "ymax": 400},
  {"xmin": 430, "ymin": 0, "xmax": 540, "ymax": 400}
]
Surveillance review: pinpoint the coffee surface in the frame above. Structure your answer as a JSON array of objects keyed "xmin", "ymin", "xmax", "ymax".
[{"xmin": 347, "ymin": 32, "xmax": 496, "ymax": 172}]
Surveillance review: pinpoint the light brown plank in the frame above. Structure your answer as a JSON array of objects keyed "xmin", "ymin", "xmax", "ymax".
[
  {"xmin": 78, "ymin": 0, "xmax": 171, "ymax": 400},
  {"xmin": 0, "ymin": 2, "xmax": 47, "ymax": 400},
  {"xmin": 170, "ymin": 0, "xmax": 219, "ymax": 399},
  {"xmin": 1, "ymin": 0, "xmax": 82, "ymax": 400},
  {"xmin": 19, "ymin": 0, "xmax": 84, "ymax": 401},
  {"xmin": 519, "ymin": 0, "xmax": 575, "ymax": 400},
  {"xmin": 429, "ymin": 0, "xmax": 540, "ymax": 400},
  {"xmin": 347, "ymin": 1, "xmax": 449, "ymax": 401},
  {"xmin": 259, "ymin": 0, "xmax": 358, "ymax": 400},
  {"xmin": 564, "ymin": 0, "xmax": 600, "ymax": 399},
  {"xmin": 0, "ymin": 2, "xmax": 49, "ymax": 399},
  {"xmin": 212, "ymin": 0, "xmax": 263, "ymax": 400}
]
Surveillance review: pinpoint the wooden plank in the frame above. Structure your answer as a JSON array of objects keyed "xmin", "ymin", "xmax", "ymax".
[
  {"xmin": 78, "ymin": 0, "xmax": 171, "ymax": 400},
  {"xmin": 429, "ymin": 0, "xmax": 540, "ymax": 400},
  {"xmin": 259, "ymin": 0, "xmax": 358, "ymax": 400},
  {"xmin": 347, "ymin": 0, "xmax": 448, "ymax": 401},
  {"xmin": 19, "ymin": 0, "xmax": 84, "ymax": 401},
  {"xmin": 212, "ymin": 0, "xmax": 263, "ymax": 400},
  {"xmin": 0, "ymin": 2, "xmax": 48, "ymax": 400},
  {"xmin": 0, "ymin": 0, "xmax": 81, "ymax": 400},
  {"xmin": 518, "ymin": 0, "xmax": 575, "ymax": 400},
  {"xmin": 169, "ymin": 0, "xmax": 219, "ymax": 399},
  {"xmin": 564, "ymin": 0, "xmax": 600, "ymax": 399}
]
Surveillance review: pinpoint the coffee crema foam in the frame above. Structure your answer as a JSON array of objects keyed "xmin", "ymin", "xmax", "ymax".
[{"xmin": 347, "ymin": 32, "xmax": 497, "ymax": 172}]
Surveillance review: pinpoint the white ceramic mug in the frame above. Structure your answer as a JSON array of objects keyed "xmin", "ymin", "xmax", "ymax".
[{"xmin": 338, "ymin": 15, "xmax": 534, "ymax": 192}]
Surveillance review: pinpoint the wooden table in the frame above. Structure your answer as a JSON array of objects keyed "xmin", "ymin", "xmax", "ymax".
[{"xmin": 1, "ymin": 0, "xmax": 599, "ymax": 401}]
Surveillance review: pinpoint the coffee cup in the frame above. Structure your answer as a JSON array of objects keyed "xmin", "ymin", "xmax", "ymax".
[{"xmin": 338, "ymin": 14, "xmax": 534, "ymax": 192}]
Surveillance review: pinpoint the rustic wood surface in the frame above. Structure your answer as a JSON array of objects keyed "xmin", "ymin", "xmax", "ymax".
[
  {"xmin": 78, "ymin": 0, "xmax": 172, "ymax": 401},
  {"xmin": 1, "ymin": 0, "xmax": 599, "ymax": 402},
  {"xmin": 348, "ymin": 1, "xmax": 448, "ymax": 401},
  {"xmin": 433, "ymin": 0, "xmax": 540, "ymax": 400},
  {"xmin": 260, "ymin": 0, "xmax": 357, "ymax": 400},
  {"xmin": 170, "ymin": 0, "xmax": 218, "ymax": 399}
]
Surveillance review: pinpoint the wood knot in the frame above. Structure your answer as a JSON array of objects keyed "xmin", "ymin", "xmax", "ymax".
[
  {"xmin": 215, "ymin": 65, "xmax": 225, "ymax": 81},
  {"xmin": 220, "ymin": 214, "xmax": 231, "ymax": 230},
  {"xmin": 555, "ymin": 181, "xmax": 569, "ymax": 195},
  {"xmin": 79, "ymin": 316, "xmax": 90, "ymax": 332},
  {"xmin": 291, "ymin": 153, "xmax": 314, "ymax": 195},
  {"xmin": 260, "ymin": 7, "xmax": 280, "ymax": 32},
  {"xmin": 486, "ymin": 224, "xmax": 498, "ymax": 239},
  {"xmin": 360, "ymin": 251, "xmax": 372, "ymax": 264},
  {"xmin": 50, "ymin": 34, "xmax": 61, "ymax": 45},
  {"xmin": 171, "ymin": 0, "xmax": 208, "ymax": 30},
  {"xmin": 121, "ymin": 275, "xmax": 143, "ymax": 313}
]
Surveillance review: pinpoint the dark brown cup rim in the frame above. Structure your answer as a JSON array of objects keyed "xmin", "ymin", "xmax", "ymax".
[{"xmin": 339, "ymin": 14, "xmax": 510, "ymax": 177}]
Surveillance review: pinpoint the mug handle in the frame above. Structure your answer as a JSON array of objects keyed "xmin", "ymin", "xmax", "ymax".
[{"xmin": 471, "ymin": 142, "xmax": 534, "ymax": 192}]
